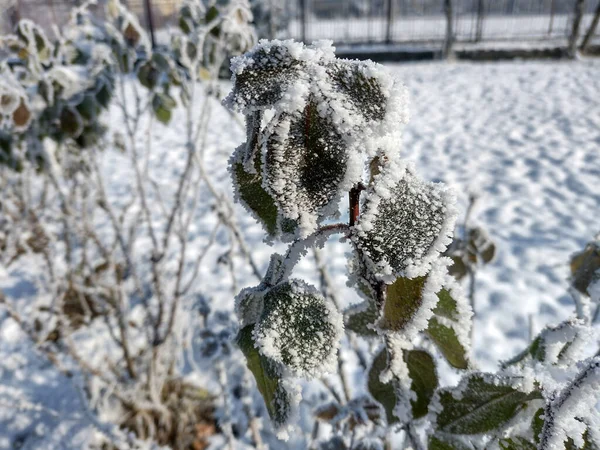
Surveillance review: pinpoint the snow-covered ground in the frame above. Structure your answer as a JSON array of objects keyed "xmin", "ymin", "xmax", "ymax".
[{"xmin": 1, "ymin": 57, "xmax": 599, "ymax": 447}]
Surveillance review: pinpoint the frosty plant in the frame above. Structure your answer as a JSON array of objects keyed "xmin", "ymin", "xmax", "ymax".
[
  {"xmin": 225, "ymin": 39, "xmax": 462, "ymax": 438},
  {"xmin": 226, "ymin": 40, "xmax": 600, "ymax": 449}
]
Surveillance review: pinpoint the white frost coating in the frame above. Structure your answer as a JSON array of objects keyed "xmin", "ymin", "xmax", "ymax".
[
  {"xmin": 254, "ymin": 279, "xmax": 343, "ymax": 378},
  {"xmin": 273, "ymin": 379, "xmax": 302, "ymax": 441},
  {"xmin": 47, "ymin": 66, "xmax": 95, "ymax": 101},
  {"xmin": 353, "ymin": 160, "xmax": 457, "ymax": 283},
  {"xmin": 380, "ymin": 260, "xmax": 447, "ymax": 385},
  {"xmin": 439, "ymin": 264, "xmax": 474, "ymax": 351},
  {"xmin": 225, "ymin": 39, "xmax": 411, "ymax": 237},
  {"xmin": 540, "ymin": 358, "xmax": 600, "ymax": 450}
]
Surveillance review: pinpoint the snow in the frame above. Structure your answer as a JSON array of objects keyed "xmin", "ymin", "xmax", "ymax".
[{"xmin": 1, "ymin": 56, "xmax": 600, "ymax": 447}]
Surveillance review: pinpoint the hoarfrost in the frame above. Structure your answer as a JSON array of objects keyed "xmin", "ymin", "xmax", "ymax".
[
  {"xmin": 254, "ymin": 279, "xmax": 343, "ymax": 378},
  {"xmin": 352, "ymin": 161, "xmax": 457, "ymax": 282}
]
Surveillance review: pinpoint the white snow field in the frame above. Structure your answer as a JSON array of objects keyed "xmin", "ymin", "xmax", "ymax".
[{"xmin": 1, "ymin": 57, "xmax": 599, "ymax": 447}]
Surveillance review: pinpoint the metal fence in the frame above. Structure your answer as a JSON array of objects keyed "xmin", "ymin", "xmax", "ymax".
[
  {"xmin": 286, "ymin": 0, "xmax": 600, "ymax": 47},
  {"xmin": 1, "ymin": 0, "xmax": 599, "ymax": 50}
]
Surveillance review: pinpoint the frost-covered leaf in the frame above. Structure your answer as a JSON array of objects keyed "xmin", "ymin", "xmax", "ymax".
[
  {"xmin": 404, "ymin": 349, "xmax": 438, "ymax": 419},
  {"xmin": 433, "ymin": 288, "xmax": 459, "ymax": 321},
  {"xmin": 352, "ymin": 438, "xmax": 384, "ymax": 450},
  {"xmin": 237, "ymin": 325, "xmax": 293, "ymax": 428},
  {"xmin": 448, "ymin": 255, "xmax": 469, "ymax": 280},
  {"xmin": 59, "ymin": 106, "xmax": 84, "ymax": 137},
  {"xmin": 468, "ymin": 227, "xmax": 496, "ymax": 265},
  {"xmin": 498, "ymin": 437, "xmax": 537, "ymax": 450},
  {"xmin": 570, "ymin": 243, "xmax": 600, "ymax": 296},
  {"xmin": 367, "ymin": 348, "xmax": 398, "ymax": 424},
  {"xmin": 264, "ymin": 101, "xmax": 348, "ymax": 235},
  {"xmin": 352, "ymin": 166, "xmax": 456, "ymax": 280},
  {"xmin": 428, "ymin": 280, "xmax": 472, "ymax": 369},
  {"xmin": 379, "ymin": 275, "xmax": 426, "ymax": 332},
  {"xmin": 428, "ymin": 435, "xmax": 472, "ymax": 450},
  {"xmin": 254, "ymin": 280, "xmax": 342, "ymax": 377},
  {"xmin": 151, "ymin": 92, "xmax": 176, "ymax": 124},
  {"xmin": 502, "ymin": 319, "xmax": 588, "ymax": 368},
  {"xmin": 426, "ymin": 317, "xmax": 468, "ymax": 369},
  {"xmin": 433, "ymin": 374, "xmax": 542, "ymax": 435},
  {"xmin": 345, "ymin": 300, "xmax": 379, "ymax": 337},
  {"xmin": 231, "ymin": 146, "xmax": 279, "ymax": 237},
  {"xmin": 532, "ymin": 408, "xmax": 544, "ymax": 444},
  {"xmin": 326, "ymin": 60, "xmax": 386, "ymax": 122},
  {"xmin": 226, "ymin": 41, "xmax": 307, "ymax": 111}
]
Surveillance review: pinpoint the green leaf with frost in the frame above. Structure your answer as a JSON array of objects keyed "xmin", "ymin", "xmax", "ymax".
[
  {"xmin": 345, "ymin": 301, "xmax": 378, "ymax": 337},
  {"xmin": 237, "ymin": 326, "xmax": 292, "ymax": 427},
  {"xmin": 367, "ymin": 348, "xmax": 397, "ymax": 424},
  {"xmin": 264, "ymin": 101, "xmax": 347, "ymax": 230},
  {"xmin": 432, "ymin": 288, "xmax": 459, "ymax": 320},
  {"xmin": 232, "ymin": 149, "xmax": 279, "ymax": 236},
  {"xmin": 379, "ymin": 275, "xmax": 426, "ymax": 332},
  {"xmin": 228, "ymin": 44, "xmax": 304, "ymax": 111},
  {"xmin": 255, "ymin": 280, "xmax": 342, "ymax": 377},
  {"xmin": 353, "ymin": 168, "xmax": 451, "ymax": 278},
  {"xmin": 404, "ymin": 349, "xmax": 438, "ymax": 419},
  {"xmin": 499, "ymin": 437, "xmax": 537, "ymax": 450},
  {"xmin": 327, "ymin": 60, "xmax": 386, "ymax": 122},
  {"xmin": 429, "ymin": 435, "xmax": 471, "ymax": 450},
  {"xmin": 426, "ymin": 317, "xmax": 468, "ymax": 369},
  {"xmin": 532, "ymin": 407, "xmax": 544, "ymax": 444},
  {"xmin": 434, "ymin": 374, "xmax": 543, "ymax": 435},
  {"xmin": 151, "ymin": 92, "xmax": 176, "ymax": 124}
]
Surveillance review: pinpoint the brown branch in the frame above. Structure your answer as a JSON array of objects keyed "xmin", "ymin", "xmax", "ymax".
[{"xmin": 349, "ymin": 183, "xmax": 366, "ymax": 227}]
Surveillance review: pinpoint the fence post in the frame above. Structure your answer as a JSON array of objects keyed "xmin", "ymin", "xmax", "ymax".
[
  {"xmin": 386, "ymin": 0, "xmax": 394, "ymax": 44},
  {"xmin": 568, "ymin": 0, "xmax": 585, "ymax": 58},
  {"xmin": 548, "ymin": 0, "xmax": 556, "ymax": 35},
  {"xmin": 444, "ymin": 0, "xmax": 454, "ymax": 57},
  {"xmin": 580, "ymin": 0, "xmax": 600, "ymax": 51},
  {"xmin": 476, "ymin": 0, "xmax": 484, "ymax": 42},
  {"xmin": 299, "ymin": 0, "xmax": 307, "ymax": 43},
  {"xmin": 144, "ymin": 0, "xmax": 156, "ymax": 49}
]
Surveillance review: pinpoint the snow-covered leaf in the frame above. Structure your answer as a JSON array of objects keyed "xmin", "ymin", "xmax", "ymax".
[
  {"xmin": 367, "ymin": 348, "xmax": 398, "ymax": 424},
  {"xmin": 498, "ymin": 437, "xmax": 537, "ymax": 450},
  {"xmin": 426, "ymin": 317, "xmax": 468, "ymax": 369},
  {"xmin": 326, "ymin": 60, "xmax": 386, "ymax": 122},
  {"xmin": 227, "ymin": 41, "xmax": 305, "ymax": 112},
  {"xmin": 237, "ymin": 325, "xmax": 293, "ymax": 428},
  {"xmin": 231, "ymin": 145, "xmax": 279, "ymax": 237},
  {"xmin": 532, "ymin": 408, "xmax": 544, "ymax": 444},
  {"xmin": 254, "ymin": 280, "xmax": 342, "ymax": 377},
  {"xmin": 570, "ymin": 243, "xmax": 600, "ymax": 296},
  {"xmin": 404, "ymin": 349, "xmax": 438, "ymax": 419},
  {"xmin": 352, "ymin": 166, "xmax": 455, "ymax": 280},
  {"xmin": 433, "ymin": 374, "xmax": 543, "ymax": 435},
  {"xmin": 428, "ymin": 435, "xmax": 472, "ymax": 450},
  {"xmin": 264, "ymin": 101, "xmax": 348, "ymax": 235}
]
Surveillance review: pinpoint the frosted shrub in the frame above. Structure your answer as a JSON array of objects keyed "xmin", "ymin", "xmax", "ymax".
[
  {"xmin": 0, "ymin": 1, "xmax": 271, "ymax": 448},
  {"xmin": 226, "ymin": 40, "xmax": 600, "ymax": 448}
]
